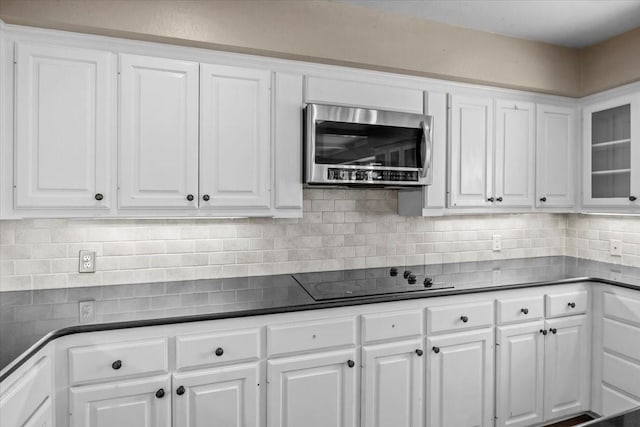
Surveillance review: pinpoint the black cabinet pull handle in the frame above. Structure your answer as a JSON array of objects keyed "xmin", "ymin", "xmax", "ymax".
[
  {"xmin": 95, "ymin": 193, "xmax": 104, "ymax": 201},
  {"xmin": 111, "ymin": 360, "xmax": 122, "ymax": 370},
  {"xmin": 432, "ymin": 346, "xmax": 440, "ymax": 354},
  {"xmin": 186, "ymin": 194, "xmax": 194, "ymax": 201},
  {"xmin": 176, "ymin": 386, "xmax": 185, "ymax": 396},
  {"xmin": 215, "ymin": 347, "xmax": 224, "ymax": 356},
  {"xmin": 460, "ymin": 316, "xmax": 469, "ymax": 323},
  {"xmin": 521, "ymin": 308, "xmax": 529, "ymax": 315},
  {"xmin": 156, "ymin": 388, "xmax": 165, "ymax": 398},
  {"xmin": 202, "ymin": 194, "xmax": 210, "ymax": 201},
  {"xmin": 415, "ymin": 349, "xmax": 424, "ymax": 357},
  {"xmin": 496, "ymin": 197, "xmax": 503, "ymax": 202},
  {"xmin": 539, "ymin": 197, "xmax": 547, "ymax": 202},
  {"xmin": 403, "ymin": 270, "xmax": 412, "ymax": 279},
  {"xmin": 630, "ymin": 196, "xmax": 637, "ymax": 201},
  {"xmin": 568, "ymin": 302, "xmax": 576, "ymax": 308},
  {"xmin": 550, "ymin": 328, "xmax": 558, "ymax": 334},
  {"xmin": 347, "ymin": 360, "xmax": 355, "ymax": 368},
  {"xmin": 540, "ymin": 329, "xmax": 548, "ymax": 335},
  {"xmin": 487, "ymin": 197, "xmax": 495, "ymax": 202}
]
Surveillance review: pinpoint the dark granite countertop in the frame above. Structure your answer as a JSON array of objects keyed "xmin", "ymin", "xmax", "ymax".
[
  {"xmin": 580, "ymin": 407, "xmax": 640, "ymax": 426},
  {"xmin": 1, "ymin": 256, "xmax": 640, "ymax": 382}
]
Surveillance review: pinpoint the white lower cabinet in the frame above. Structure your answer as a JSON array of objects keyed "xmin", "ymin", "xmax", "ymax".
[
  {"xmin": 172, "ymin": 363, "xmax": 261, "ymax": 427},
  {"xmin": 426, "ymin": 328, "xmax": 495, "ymax": 427},
  {"xmin": 361, "ymin": 339, "xmax": 424, "ymax": 427},
  {"xmin": 267, "ymin": 349, "xmax": 358, "ymax": 427},
  {"xmin": 69, "ymin": 375, "xmax": 171, "ymax": 427},
  {"xmin": 543, "ymin": 316, "xmax": 590, "ymax": 421},
  {"xmin": 496, "ymin": 321, "xmax": 545, "ymax": 427}
]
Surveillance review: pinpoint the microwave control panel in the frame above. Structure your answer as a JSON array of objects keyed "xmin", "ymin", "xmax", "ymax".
[{"xmin": 327, "ymin": 168, "xmax": 419, "ymax": 182}]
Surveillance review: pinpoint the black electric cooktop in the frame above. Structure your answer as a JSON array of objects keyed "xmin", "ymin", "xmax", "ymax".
[{"xmin": 293, "ymin": 265, "xmax": 454, "ymax": 301}]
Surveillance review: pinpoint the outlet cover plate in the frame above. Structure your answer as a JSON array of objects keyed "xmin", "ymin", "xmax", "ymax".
[
  {"xmin": 610, "ymin": 240, "xmax": 622, "ymax": 257},
  {"xmin": 492, "ymin": 235, "xmax": 502, "ymax": 252},
  {"xmin": 79, "ymin": 300, "xmax": 95, "ymax": 323},
  {"xmin": 78, "ymin": 250, "xmax": 96, "ymax": 273}
]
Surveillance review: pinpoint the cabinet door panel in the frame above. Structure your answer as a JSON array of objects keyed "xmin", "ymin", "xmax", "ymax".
[
  {"xmin": 200, "ymin": 64, "xmax": 271, "ymax": 209},
  {"xmin": 362, "ymin": 339, "xmax": 424, "ymax": 427},
  {"xmin": 427, "ymin": 328, "xmax": 494, "ymax": 427},
  {"xmin": 23, "ymin": 397, "xmax": 52, "ymax": 427},
  {"xmin": 70, "ymin": 375, "xmax": 170, "ymax": 427},
  {"xmin": 449, "ymin": 95, "xmax": 493, "ymax": 207},
  {"xmin": 536, "ymin": 104, "xmax": 575, "ymax": 208},
  {"xmin": 544, "ymin": 316, "xmax": 590, "ymax": 421},
  {"xmin": 14, "ymin": 42, "xmax": 112, "ymax": 209},
  {"xmin": 173, "ymin": 363, "xmax": 260, "ymax": 427},
  {"xmin": 495, "ymin": 101, "xmax": 534, "ymax": 207},
  {"xmin": 496, "ymin": 321, "xmax": 544, "ymax": 427},
  {"xmin": 119, "ymin": 54, "xmax": 199, "ymax": 208},
  {"xmin": 268, "ymin": 349, "xmax": 357, "ymax": 427}
]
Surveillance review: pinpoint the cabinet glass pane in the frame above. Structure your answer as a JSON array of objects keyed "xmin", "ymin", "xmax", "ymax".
[
  {"xmin": 592, "ymin": 105, "xmax": 630, "ymax": 144},
  {"xmin": 592, "ymin": 142, "xmax": 631, "ymax": 172},
  {"xmin": 592, "ymin": 172, "xmax": 630, "ymax": 198}
]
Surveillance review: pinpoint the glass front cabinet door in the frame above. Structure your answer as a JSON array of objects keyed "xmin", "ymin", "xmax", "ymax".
[{"xmin": 582, "ymin": 93, "xmax": 640, "ymax": 208}]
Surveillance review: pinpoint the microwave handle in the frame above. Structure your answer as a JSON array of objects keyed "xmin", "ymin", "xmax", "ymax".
[{"xmin": 420, "ymin": 120, "xmax": 433, "ymax": 182}]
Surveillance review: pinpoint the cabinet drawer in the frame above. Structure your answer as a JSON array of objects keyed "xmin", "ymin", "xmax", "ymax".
[
  {"xmin": 603, "ymin": 352, "xmax": 640, "ymax": 399},
  {"xmin": 267, "ymin": 317, "xmax": 356, "ymax": 356},
  {"xmin": 603, "ymin": 319, "xmax": 640, "ymax": 361},
  {"xmin": 176, "ymin": 328, "xmax": 261, "ymax": 370},
  {"xmin": 427, "ymin": 301, "xmax": 494, "ymax": 334},
  {"xmin": 604, "ymin": 292, "xmax": 640, "ymax": 325},
  {"xmin": 496, "ymin": 295, "xmax": 544, "ymax": 324},
  {"xmin": 545, "ymin": 290, "xmax": 587, "ymax": 318},
  {"xmin": 68, "ymin": 338, "xmax": 168, "ymax": 385},
  {"xmin": 362, "ymin": 310, "xmax": 422, "ymax": 343}
]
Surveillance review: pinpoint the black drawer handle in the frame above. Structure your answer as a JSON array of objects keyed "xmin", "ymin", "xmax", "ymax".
[
  {"xmin": 95, "ymin": 193, "xmax": 104, "ymax": 201},
  {"xmin": 487, "ymin": 197, "xmax": 495, "ymax": 202},
  {"xmin": 521, "ymin": 308, "xmax": 529, "ymax": 315},
  {"xmin": 215, "ymin": 347, "xmax": 224, "ymax": 356},
  {"xmin": 630, "ymin": 196, "xmax": 637, "ymax": 201},
  {"xmin": 347, "ymin": 360, "xmax": 355, "ymax": 368},
  {"xmin": 432, "ymin": 346, "xmax": 440, "ymax": 354},
  {"xmin": 112, "ymin": 360, "xmax": 122, "ymax": 370},
  {"xmin": 539, "ymin": 197, "xmax": 547, "ymax": 202},
  {"xmin": 176, "ymin": 385, "xmax": 185, "ymax": 396},
  {"xmin": 540, "ymin": 329, "xmax": 548, "ymax": 335},
  {"xmin": 415, "ymin": 349, "xmax": 423, "ymax": 357},
  {"xmin": 186, "ymin": 194, "xmax": 194, "ymax": 201},
  {"xmin": 568, "ymin": 302, "xmax": 576, "ymax": 308},
  {"xmin": 460, "ymin": 316, "xmax": 469, "ymax": 323},
  {"xmin": 550, "ymin": 328, "xmax": 558, "ymax": 334},
  {"xmin": 496, "ymin": 197, "xmax": 503, "ymax": 202},
  {"xmin": 156, "ymin": 388, "xmax": 165, "ymax": 399},
  {"xmin": 202, "ymin": 194, "xmax": 210, "ymax": 201}
]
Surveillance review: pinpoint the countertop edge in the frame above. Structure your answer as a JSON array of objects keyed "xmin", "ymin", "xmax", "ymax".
[{"xmin": 1, "ymin": 275, "xmax": 638, "ymax": 383}]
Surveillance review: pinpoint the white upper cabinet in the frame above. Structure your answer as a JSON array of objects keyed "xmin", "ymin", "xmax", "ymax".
[
  {"xmin": 14, "ymin": 42, "xmax": 113, "ymax": 210},
  {"xmin": 494, "ymin": 100, "xmax": 535, "ymax": 208},
  {"xmin": 199, "ymin": 64, "xmax": 271, "ymax": 210},
  {"xmin": 582, "ymin": 92, "xmax": 640, "ymax": 208},
  {"xmin": 118, "ymin": 54, "xmax": 199, "ymax": 209},
  {"xmin": 449, "ymin": 95, "xmax": 494, "ymax": 208},
  {"xmin": 536, "ymin": 104, "xmax": 576, "ymax": 208}
]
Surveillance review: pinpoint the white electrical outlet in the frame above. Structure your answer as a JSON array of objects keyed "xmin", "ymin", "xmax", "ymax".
[
  {"xmin": 610, "ymin": 240, "xmax": 622, "ymax": 257},
  {"xmin": 493, "ymin": 235, "xmax": 502, "ymax": 252},
  {"xmin": 78, "ymin": 250, "xmax": 96, "ymax": 273},
  {"xmin": 79, "ymin": 300, "xmax": 95, "ymax": 323}
]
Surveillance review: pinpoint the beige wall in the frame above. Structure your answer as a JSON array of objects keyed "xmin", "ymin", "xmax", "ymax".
[{"xmin": 0, "ymin": 0, "xmax": 583, "ymax": 96}]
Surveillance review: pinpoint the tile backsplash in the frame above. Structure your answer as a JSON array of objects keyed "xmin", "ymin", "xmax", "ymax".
[{"xmin": 9, "ymin": 189, "xmax": 640, "ymax": 292}]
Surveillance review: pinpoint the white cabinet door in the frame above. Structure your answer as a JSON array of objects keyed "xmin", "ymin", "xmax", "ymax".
[
  {"xmin": 449, "ymin": 95, "xmax": 494, "ymax": 208},
  {"xmin": 426, "ymin": 328, "xmax": 494, "ymax": 427},
  {"xmin": 362, "ymin": 339, "xmax": 424, "ymax": 427},
  {"xmin": 536, "ymin": 104, "xmax": 575, "ymax": 208},
  {"xmin": 22, "ymin": 398, "xmax": 52, "ymax": 427},
  {"xmin": 173, "ymin": 363, "xmax": 260, "ymax": 427},
  {"xmin": 267, "ymin": 349, "xmax": 358, "ymax": 427},
  {"xmin": 119, "ymin": 54, "xmax": 199, "ymax": 208},
  {"xmin": 496, "ymin": 321, "xmax": 545, "ymax": 427},
  {"xmin": 14, "ymin": 42, "xmax": 113, "ymax": 209},
  {"xmin": 544, "ymin": 315, "xmax": 590, "ymax": 421},
  {"xmin": 494, "ymin": 100, "xmax": 535, "ymax": 208},
  {"xmin": 70, "ymin": 375, "xmax": 171, "ymax": 427},
  {"xmin": 582, "ymin": 93, "xmax": 640, "ymax": 208},
  {"xmin": 200, "ymin": 64, "xmax": 271, "ymax": 210}
]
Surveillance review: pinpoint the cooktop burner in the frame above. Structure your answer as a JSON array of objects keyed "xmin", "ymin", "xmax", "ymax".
[{"xmin": 293, "ymin": 266, "xmax": 454, "ymax": 301}]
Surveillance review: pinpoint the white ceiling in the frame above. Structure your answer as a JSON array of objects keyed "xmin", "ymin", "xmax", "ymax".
[{"xmin": 337, "ymin": 0, "xmax": 640, "ymax": 48}]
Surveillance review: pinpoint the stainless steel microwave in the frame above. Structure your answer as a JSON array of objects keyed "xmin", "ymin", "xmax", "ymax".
[{"xmin": 304, "ymin": 103, "xmax": 433, "ymax": 187}]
